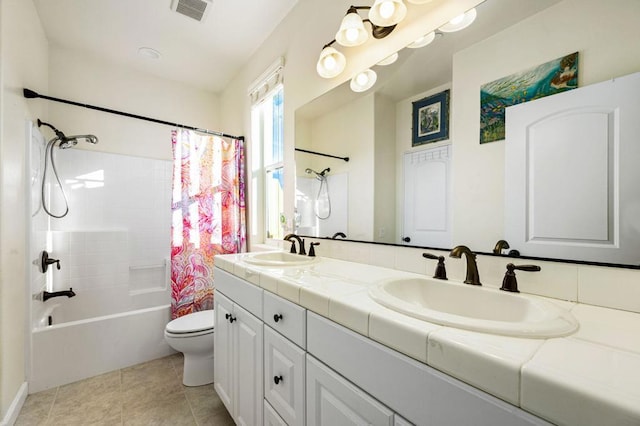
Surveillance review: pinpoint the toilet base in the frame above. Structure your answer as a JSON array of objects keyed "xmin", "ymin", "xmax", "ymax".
[{"xmin": 182, "ymin": 353, "xmax": 215, "ymax": 386}]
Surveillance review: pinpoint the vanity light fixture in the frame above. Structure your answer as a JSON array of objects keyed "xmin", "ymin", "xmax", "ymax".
[
  {"xmin": 369, "ymin": 0, "xmax": 407, "ymax": 27},
  {"xmin": 438, "ymin": 7, "xmax": 477, "ymax": 32},
  {"xmin": 316, "ymin": 44, "xmax": 347, "ymax": 78},
  {"xmin": 350, "ymin": 68, "xmax": 377, "ymax": 92},
  {"xmin": 407, "ymin": 31, "xmax": 436, "ymax": 48},
  {"xmin": 318, "ymin": 4, "xmax": 402, "ymax": 79},
  {"xmin": 377, "ymin": 52, "xmax": 399, "ymax": 66},
  {"xmin": 336, "ymin": 7, "xmax": 370, "ymax": 47}
]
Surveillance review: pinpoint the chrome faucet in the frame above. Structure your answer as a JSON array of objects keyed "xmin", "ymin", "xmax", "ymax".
[
  {"xmin": 284, "ymin": 234, "xmax": 306, "ymax": 255},
  {"xmin": 449, "ymin": 245, "xmax": 481, "ymax": 286}
]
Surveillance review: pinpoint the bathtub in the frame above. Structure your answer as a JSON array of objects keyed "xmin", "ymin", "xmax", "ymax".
[{"xmin": 29, "ymin": 304, "xmax": 175, "ymax": 393}]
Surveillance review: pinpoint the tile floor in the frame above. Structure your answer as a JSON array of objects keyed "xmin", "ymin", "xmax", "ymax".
[{"xmin": 15, "ymin": 354, "xmax": 235, "ymax": 426}]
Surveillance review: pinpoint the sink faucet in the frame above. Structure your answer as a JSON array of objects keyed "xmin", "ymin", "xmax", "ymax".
[
  {"xmin": 449, "ymin": 245, "xmax": 481, "ymax": 286},
  {"xmin": 493, "ymin": 239, "xmax": 510, "ymax": 255},
  {"xmin": 501, "ymin": 263, "xmax": 541, "ymax": 292},
  {"xmin": 284, "ymin": 234, "xmax": 306, "ymax": 255},
  {"xmin": 422, "ymin": 253, "xmax": 447, "ymax": 280}
]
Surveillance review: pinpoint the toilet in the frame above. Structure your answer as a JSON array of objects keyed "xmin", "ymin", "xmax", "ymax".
[{"xmin": 164, "ymin": 309, "xmax": 215, "ymax": 386}]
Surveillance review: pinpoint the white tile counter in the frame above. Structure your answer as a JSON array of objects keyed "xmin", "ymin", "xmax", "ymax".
[{"xmin": 215, "ymin": 253, "xmax": 640, "ymax": 426}]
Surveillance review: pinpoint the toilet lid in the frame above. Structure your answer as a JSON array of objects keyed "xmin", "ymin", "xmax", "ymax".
[{"xmin": 166, "ymin": 310, "xmax": 214, "ymax": 334}]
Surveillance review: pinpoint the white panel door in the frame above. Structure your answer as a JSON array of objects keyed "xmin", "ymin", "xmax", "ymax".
[
  {"xmin": 505, "ymin": 72, "xmax": 640, "ymax": 264},
  {"xmin": 213, "ymin": 292, "xmax": 234, "ymax": 415},
  {"xmin": 403, "ymin": 144, "xmax": 452, "ymax": 247},
  {"xmin": 307, "ymin": 355, "xmax": 394, "ymax": 426},
  {"xmin": 265, "ymin": 400, "xmax": 288, "ymax": 426},
  {"xmin": 235, "ymin": 303, "xmax": 264, "ymax": 426}
]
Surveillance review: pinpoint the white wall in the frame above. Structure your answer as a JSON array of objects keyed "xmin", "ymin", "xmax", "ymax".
[
  {"xmin": 0, "ymin": 0, "xmax": 49, "ymax": 418},
  {"xmin": 451, "ymin": 0, "xmax": 640, "ymax": 250},
  {"xmin": 47, "ymin": 46, "xmax": 220, "ymax": 160}
]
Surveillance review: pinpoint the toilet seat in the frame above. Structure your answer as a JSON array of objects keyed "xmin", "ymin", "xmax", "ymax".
[{"xmin": 165, "ymin": 310, "xmax": 214, "ymax": 335}]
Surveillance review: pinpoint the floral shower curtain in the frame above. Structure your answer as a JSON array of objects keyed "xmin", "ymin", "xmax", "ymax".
[{"xmin": 170, "ymin": 129, "xmax": 246, "ymax": 319}]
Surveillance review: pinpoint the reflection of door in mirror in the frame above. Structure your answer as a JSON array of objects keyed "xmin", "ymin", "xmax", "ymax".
[
  {"xmin": 505, "ymin": 72, "xmax": 640, "ymax": 264},
  {"xmin": 403, "ymin": 144, "xmax": 452, "ymax": 248}
]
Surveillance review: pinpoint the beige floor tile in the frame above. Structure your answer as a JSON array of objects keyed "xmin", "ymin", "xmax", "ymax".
[
  {"xmin": 14, "ymin": 388, "xmax": 57, "ymax": 426},
  {"xmin": 15, "ymin": 355, "xmax": 234, "ymax": 426}
]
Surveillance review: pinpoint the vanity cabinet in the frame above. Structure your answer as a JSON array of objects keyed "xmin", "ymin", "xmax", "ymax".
[{"xmin": 214, "ymin": 269, "xmax": 264, "ymax": 426}]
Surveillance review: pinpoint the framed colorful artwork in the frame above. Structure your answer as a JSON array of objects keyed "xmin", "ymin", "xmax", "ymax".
[{"xmin": 412, "ymin": 89, "xmax": 450, "ymax": 146}]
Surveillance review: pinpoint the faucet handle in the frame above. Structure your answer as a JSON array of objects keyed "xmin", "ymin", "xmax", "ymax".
[
  {"xmin": 422, "ymin": 253, "xmax": 447, "ymax": 280},
  {"xmin": 288, "ymin": 240, "xmax": 297, "ymax": 254},
  {"xmin": 501, "ymin": 263, "xmax": 541, "ymax": 293},
  {"xmin": 309, "ymin": 242, "xmax": 320, "ymax": 257}
]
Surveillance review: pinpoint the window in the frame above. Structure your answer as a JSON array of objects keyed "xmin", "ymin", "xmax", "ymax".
[{"xmin": 251, "ymin": 85, "xmax": 284, "ymax": 241}]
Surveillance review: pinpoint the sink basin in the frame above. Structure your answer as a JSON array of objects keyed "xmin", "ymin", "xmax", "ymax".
[
  {"xmin": 369, "ymin": 278, "xmax": 578, "ymax": 338},
  {"xmin": 242, "ymin": 251, "xmax": 319, "ymax": 267}
]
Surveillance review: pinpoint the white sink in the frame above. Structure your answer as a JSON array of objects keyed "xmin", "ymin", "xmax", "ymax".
[
  {"xmin": 369, "ymin": 278, "xmax": 578, "ymax": 338},
  {"xmin": 242, "ymin": 251, "xmax": 319, "ymax": 267}
]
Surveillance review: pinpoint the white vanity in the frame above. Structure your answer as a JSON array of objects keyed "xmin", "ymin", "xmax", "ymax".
[{"xmin": 213, "ymin": 252, "xmax": 640, "ymax": 426}]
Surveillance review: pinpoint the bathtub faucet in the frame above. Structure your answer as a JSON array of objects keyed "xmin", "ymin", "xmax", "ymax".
[{"xmin": 43, "ymin": 288, "xmax": 76, "ymax": 302}]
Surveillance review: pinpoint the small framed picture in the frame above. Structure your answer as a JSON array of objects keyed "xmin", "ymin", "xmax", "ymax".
[{"xmin": 412, "ymin": 89, "xmax": 450, "ymax": 146}]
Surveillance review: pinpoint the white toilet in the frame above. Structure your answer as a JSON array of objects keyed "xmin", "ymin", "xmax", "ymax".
[{"xmin": 164, "ymin": 309, "xmax": 215, "ymax": 386}]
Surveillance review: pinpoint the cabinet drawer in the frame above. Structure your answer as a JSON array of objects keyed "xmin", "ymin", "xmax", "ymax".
[
  {"xmin": 215, "ymin": 267, "xmax": 263, "ymax": 319},
  {"xmin": 264, "ymin": 326, "xmax": 306, "ymax": 426},
  {"xmin": 306, "ymin": 355, "xmax": 393, "ymax": 426},
  {"xmin": 263, "ymin": 290, "xmax": 306, "ymax": 348},
  {"xmin": 264, "ymin": 399, "xmax": 288, "ymax": 426}
]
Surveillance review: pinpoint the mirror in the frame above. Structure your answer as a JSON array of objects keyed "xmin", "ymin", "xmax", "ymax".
[{"xmin": 294, "ymin": 0, "xmax": 640, "ymax": 267}]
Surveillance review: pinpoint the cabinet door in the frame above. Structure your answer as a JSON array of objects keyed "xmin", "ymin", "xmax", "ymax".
[
  {"xmin": 265, "ymin": 400, "xmax": 288, "ymax": 426},
  {"xmin": 307, "ymin": 355, "xmax": 394, "ymax": 426},
  {"xmin": 214, "ymin": 292, "xmax": 234, "ymax": 415},
  {"xmin": 235, "ymin": 303, "xmax": 264, "ymax": 426},
  {"xmin": 265, "ymin": 326, "xmax": 306, "ymax": 426}
]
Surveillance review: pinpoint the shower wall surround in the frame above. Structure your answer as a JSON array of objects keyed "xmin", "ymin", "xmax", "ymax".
[{"xmin": 35, "ymin": 148, "xmax": 172, "ymax": 326}]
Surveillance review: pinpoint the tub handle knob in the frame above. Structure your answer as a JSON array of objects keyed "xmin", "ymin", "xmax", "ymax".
[{"xmin": 273, "ymin": 314, "xmax": 283, "ymax": 323}]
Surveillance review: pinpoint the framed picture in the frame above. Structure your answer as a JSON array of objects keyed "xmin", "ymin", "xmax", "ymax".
[{"xmin": 412, "ymin": 89, "xmax": 450, "ymax": 146}]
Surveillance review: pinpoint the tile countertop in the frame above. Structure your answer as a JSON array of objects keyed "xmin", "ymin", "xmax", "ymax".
[{"xmin": 214, "ymin": 253, "xmax": 640, "ymax": 426}]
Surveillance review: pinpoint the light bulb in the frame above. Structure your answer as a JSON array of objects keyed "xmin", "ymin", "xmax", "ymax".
[
  {"xmin": 323, "ymin": 55, "xmax": 336, "ymax": 71},
  {"xmin": 449, "ymin": 13, "xmax": 465, "ymax": 25},
  {"xmin": 345, "ymin": 28, "xmax": 359, "ymax": 42},
  {"xmin": 356, "ymin": 73, "xmax": 369, "ymax": 86},
  {"xmin": 379, "ymin": 1, "xmax": 395, "ymax": 19}
]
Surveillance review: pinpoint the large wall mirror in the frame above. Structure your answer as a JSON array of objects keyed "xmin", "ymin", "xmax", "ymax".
[{"xmin": 293, "ymin": 0, "xmax": 640, "ymax": 267}]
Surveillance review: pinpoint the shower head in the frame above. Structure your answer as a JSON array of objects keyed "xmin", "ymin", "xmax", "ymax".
[
  {"xmin": 62, "ymin": 135, "xmax": 99, "ymax": 148},
  {"xmin": 37, "ymin": 119, "xmax": 98, "ymax": 148},
  {"xmin": 305, "ymin": 167, "xmax": 330, "ymax": 178}
]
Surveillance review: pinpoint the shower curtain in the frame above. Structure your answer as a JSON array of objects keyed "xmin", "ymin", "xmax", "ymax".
[{"xmin": 170, "ymin": 129, "xmax": 246, "ymax": 319}]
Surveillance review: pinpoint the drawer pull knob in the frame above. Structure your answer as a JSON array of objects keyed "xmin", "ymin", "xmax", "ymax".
[
  {"xmin": 274, "ymin": 375, "xmax": 283, "ymax": 385},
  {"xmin": 225, "ymin": 313, "xmax": 230, "ymax": 319},
  {"xmin": 226, "ymin": 314, "xmax": 236, "ymax": 323},
  {"xmin": 273, "ymin": 313, "xmax": 283, "ymax": 323}
]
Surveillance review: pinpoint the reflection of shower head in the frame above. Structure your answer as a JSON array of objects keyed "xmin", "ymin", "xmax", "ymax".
[{"xmin": 305, "ymin": 167, "xmax": 330, "ymax": 178}]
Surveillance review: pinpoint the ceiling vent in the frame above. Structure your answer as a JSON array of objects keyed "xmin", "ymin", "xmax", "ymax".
[{"xmin": 170, "ymin": 0, "xmax": 213, "ymax": 22}]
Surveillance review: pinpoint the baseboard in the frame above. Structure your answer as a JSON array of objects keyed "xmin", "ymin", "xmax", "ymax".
[{"xmin": 0, "ymin": 382, "xmax": 28, "ymax": 426}]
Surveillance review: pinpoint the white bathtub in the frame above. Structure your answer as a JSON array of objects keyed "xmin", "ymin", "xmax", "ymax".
[{"xmin": 30, "ymin": 304, "xmax": 175, "ymax": 393}]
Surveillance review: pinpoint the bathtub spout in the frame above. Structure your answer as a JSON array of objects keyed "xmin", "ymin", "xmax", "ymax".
[{"xmin": 43, "ymin": 288, "xmax": 76, "ymax": 302}]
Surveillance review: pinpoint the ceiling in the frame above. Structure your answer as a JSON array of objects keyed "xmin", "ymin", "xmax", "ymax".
[{"xmin": 34, "ymin": 0, "xmax": 299, "ymax": 93}]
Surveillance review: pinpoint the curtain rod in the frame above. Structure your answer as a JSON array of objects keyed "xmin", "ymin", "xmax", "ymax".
[
  {"xmin": 23, "ymin": 88, "xmax": 244, "ymax": 141},
  {"xmin": 295, "ymin": 148, "xmax": 349, "ymax": 162}
]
